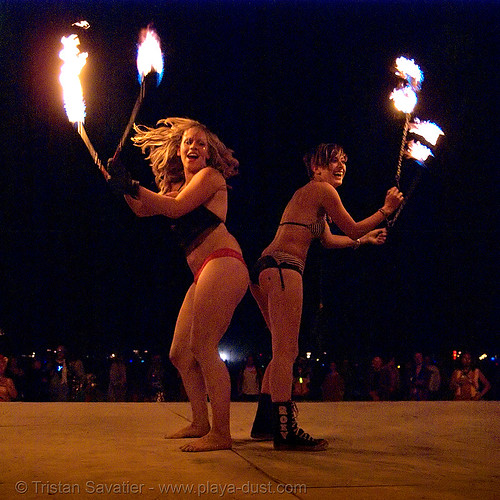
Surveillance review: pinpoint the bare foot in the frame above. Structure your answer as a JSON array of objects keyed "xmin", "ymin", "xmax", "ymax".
[
  {"xmin": 164, "ymin": 422, "xmax": 210, "ymax": 439},
  {"xmin": 180, "ymin": 432, "xmax": 232, "ymax": 452}
]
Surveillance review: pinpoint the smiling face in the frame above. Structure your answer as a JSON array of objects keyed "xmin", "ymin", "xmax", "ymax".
[
  {"xmin": 325, "ymin": 157, "xmax": 347, "ymax": 187},
  {"xmin": 313, "ymin": 156, "xmax": 346, "ymax": 188},
  {"xmin": 307, "ymin": 143, "xmax": 347, "ymax": 188},
  {"xmin": 178, "ymin": 127, "xmax": 210, "ymax": 174}
]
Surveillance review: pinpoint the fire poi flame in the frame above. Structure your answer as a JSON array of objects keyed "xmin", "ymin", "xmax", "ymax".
[
  {"xmin": 59, "ymin": 33, "xmax": 107, "ymax": 177},
  {"xmin": 395, "ymin": 56, "xmax": 423, "ymax": 91},
  {"xmin": 408, "ymin": 118, "xmax": 444, "ymax": 146},
  {"xmin": 72, "ymin": 21, "xmax": 90, "ymax": 30},
  {"xmin": 405, "ymin": 140, "xmax": 433, "ymax": 164},
  {"xmin": 59, "ymin": 34, "xmax": 87, "ymax": 123},
  {"xmin": 136, "ymin": 26, "xmax": 164, "ymax": 84},
  {"xmin": 112, "ymin": 26, "xmax": 164, "ymax": 160},
  {"xmin": 390, "ymin": 86, "xmax": 417, "ymax": 114}
]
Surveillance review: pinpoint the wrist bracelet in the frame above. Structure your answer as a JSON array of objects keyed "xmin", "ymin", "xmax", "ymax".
[
  {"xmin": 378, "ymin": 208, "xmax": 388, "ymax": 219},
  {"xmin": 353, "ymin": 238, "xmax": 361, "ymax": 250}
]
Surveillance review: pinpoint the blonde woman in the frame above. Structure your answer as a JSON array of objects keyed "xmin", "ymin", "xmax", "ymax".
[
  {"xmin": 249, "ymin": 143, "xmax": 404, "ymax": 450},
  {"xmin": 108, "ymin": 118, "xmax": 249, "ymax": 452}
]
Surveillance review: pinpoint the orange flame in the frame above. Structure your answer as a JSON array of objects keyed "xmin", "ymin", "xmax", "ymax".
[{"xmin": 59, "ymin": 35, "xmax": 87, "ymax": 123}]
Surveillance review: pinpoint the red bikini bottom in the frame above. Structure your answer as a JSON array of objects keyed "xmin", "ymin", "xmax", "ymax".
[{"xmin": 193, "ymin": 248, "xmax": 247, "ymax": 284}]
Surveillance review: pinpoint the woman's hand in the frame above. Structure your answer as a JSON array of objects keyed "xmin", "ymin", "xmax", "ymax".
[
  {"xmin": 360, "ymin": 228, "xmax": 387, "ymax": 246},
  {"xmin": 382, "ymin": 187, "xmax": 404, "ymax": 214},
  {"xmin": 107, "ymin": 157, "xmax": 140, "ymax": 198}
]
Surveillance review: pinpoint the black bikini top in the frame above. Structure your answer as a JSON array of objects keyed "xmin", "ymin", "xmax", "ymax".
[
  {"xmin": 279, "ymin": 217, "xmax": 325, "ymax": 238},
  {"xmin": 170, "ymin": 205, "xmax": 223, "ymax": 253}
]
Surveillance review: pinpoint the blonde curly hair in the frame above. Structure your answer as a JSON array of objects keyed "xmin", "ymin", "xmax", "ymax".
[{"xmin": 132, "ymin": 117, "xmax": 239, "ymax": 194}]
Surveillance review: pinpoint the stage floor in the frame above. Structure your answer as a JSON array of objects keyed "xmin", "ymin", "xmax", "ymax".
[{"xmin": 1, "ymin": 401, "xmax": 498, "ymax": 499}]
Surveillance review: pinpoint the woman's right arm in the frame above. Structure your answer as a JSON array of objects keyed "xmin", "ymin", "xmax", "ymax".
[
  {"xmin": 125, "ymin": 167, "xmax": 225, "ymax": 219},
  {"xmin": 321, "ymin": 183, "xmax": 403, "ymax": 240},
  {"xmin": 124, "ymin": 182, "xmax": 183, "ymax": 217},
  {"xmin": 124, "ymin": 193, "xmax": 157, "ymax": 217}
]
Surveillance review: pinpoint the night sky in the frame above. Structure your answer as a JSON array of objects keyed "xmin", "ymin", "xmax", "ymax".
[{"xmin": 0, "ymin": 0, "xmax": 498, "ymax": 363}]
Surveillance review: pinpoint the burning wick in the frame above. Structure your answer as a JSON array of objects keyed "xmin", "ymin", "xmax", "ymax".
[
  {"xmin": 137, "ymin": 26, "xmax": 164, "ymax": 84},
  {"xmin": 390, "ymin": 86, "xmax": 417, "ymax": 115},
  {"xmin": 72, "ymin": 21, "xmax": 90, "ymax": 30},
  {"xmin": 390, "ymin": 56, "xmax": 423, "ymax": 188},
  {"xmin": 390, "ymin": 85, "xmax": 418, "ymax": 187},
  {"xmin": 59, "ymin": 34, "xmax": 108, "ymax": 178},
  {"xmin": 395, "ymin": 56, "xmax": 423, "ymax": 92},
  {"xmin": 112, "ymin": 26, "xmax": 164, "ymax": 160},
  {"xmin": 405, "ymin": 140, "xmax": 433, "ymax": 164},
  {"xmin": 59, "ymin": 34, "xmax": 87, "ymax": 123},
  {"xmin": 408, "ymin": 119, "xmax": 444, "ymax": 146}
]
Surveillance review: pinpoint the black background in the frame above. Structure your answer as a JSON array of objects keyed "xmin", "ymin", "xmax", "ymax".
[{"xmin": 0, "ymin": 0, "xmax": 498, "ymax": 363}]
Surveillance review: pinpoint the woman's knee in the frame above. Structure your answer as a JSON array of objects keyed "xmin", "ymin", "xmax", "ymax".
[
  {"xmin": 169, "ymin": 346, "xmax": 196, "ymax": 371},
  {"xmin": 272, "ymin": 345, "xmax": 299, "ymax": 366},
  {"xmin": 189, "ymin": 338, "xmax": 220, "ymax": 366}
]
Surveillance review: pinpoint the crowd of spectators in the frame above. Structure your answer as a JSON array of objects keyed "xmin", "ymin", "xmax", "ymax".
[{"xmin": 1, "ymin": 345, "xmax": 498, "ymax": 403}]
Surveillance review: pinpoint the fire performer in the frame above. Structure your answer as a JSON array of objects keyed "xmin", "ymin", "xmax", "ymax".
[
  {"xmin": 107, "ymin": 117, "xmax": 249, "ymax": 452},
  {"xmin": 249, "ymin": 143, "xmax": 403, "ymax": 451}
]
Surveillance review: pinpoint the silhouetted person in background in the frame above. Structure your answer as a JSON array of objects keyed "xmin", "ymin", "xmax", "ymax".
[
  {"xmin": 407, "ymin": 352, "xmax": 431, "ymax": 401},
  {"xmin": 108, "ymin": 354, "xmax": 127, "ymax": 402},
  {"xmin": 147, "ymin": 354, "xmax": 166, "ymax": 402},
  {"xmin": 48, "ymin": 345, "xmax": 70, "ymax": 402},
  {"xmin": 450, "ymin": 352, "xmax": 491, "ymax": 400},
  {"xmin": 0, "ymin": 354, "xmax": 17, "ymax": 401},
  {"xmin": 368, "ymin": 356, "xmax": 384, "ymax": 401},
  {"xmin": 321, "ymin": 361, "xmax": 345, "ymax": 401},
  {"xmin": 237, "ymin": 355, "xmax": 262, "ymax": 401}
]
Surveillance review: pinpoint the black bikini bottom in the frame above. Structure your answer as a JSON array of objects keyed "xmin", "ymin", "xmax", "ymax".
[{"xmin": 250, "ymin": 251, "xmax": 305, "ymax": 290}]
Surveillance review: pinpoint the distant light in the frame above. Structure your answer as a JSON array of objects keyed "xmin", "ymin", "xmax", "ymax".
[
  {"xmin": 316, "ymin": 358, "xmax": 320, "ymax": 362},
  {"xmin": 110, "ymin": 353, "xmax": 116, "ymax": 359},
  {"xmin": 306, "ymin": 352, "xmax": 311, "ymax": 359},
  {"xmin": 491, "ymin": 357, "xmax": 496, "ymax": 362},
  {"xmin": 397, "ymin": 365, "xmax": 401, "ymax": 369},
  {"xmin": 479, "ymin": 353, "xmax": 487, "ymax": 361}
]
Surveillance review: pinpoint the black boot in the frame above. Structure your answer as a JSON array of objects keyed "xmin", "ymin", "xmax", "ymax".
[
  {"xmin": 250, "ymin": 393, "xmax": 273, "ymax": 440},
  {"xmin": 273, "ymin": 401, "xmax": 328, "ymax": 451}
]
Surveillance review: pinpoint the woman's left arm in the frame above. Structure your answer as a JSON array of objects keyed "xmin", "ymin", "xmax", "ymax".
[
  {"xmin": 321, "ymin": 225, "xmax": 388, "ymax": 249},
  {"xmin": 125, "ymin": 168, "xmax": 225, "ymax": 218}
]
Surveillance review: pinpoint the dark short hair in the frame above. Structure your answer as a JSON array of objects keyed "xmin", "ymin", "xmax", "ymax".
[{"xmin": 303, "ymin": 143, "xmax": 347, "ymax": 178}]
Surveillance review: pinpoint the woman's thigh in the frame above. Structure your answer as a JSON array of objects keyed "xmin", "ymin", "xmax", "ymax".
[
  {"xmin": 260, "ymin": 268, "xmax": 303, "ymax": 354},
  {"xmin": 191, "ymin": 257, "xmax": 249, "ymax": 347}
]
